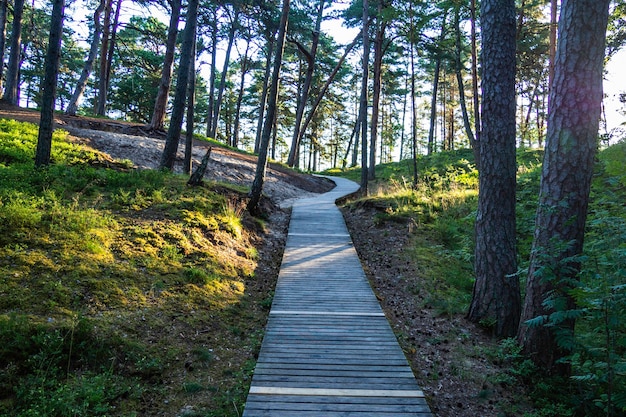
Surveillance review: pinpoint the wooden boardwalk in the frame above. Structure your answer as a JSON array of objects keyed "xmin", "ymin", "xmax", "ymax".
[{"xmin": 243, "ymin": 177, "xmax": 433, "ymax": 417}]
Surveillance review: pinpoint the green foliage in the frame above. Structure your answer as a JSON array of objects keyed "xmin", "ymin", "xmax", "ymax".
[
  {"xmin": 522, "ymin": 141, "xmax": 626, "ymax": 416},
  {"xmin": 0, "ymin": 119, "xmax": 265, "ymax": 415}
]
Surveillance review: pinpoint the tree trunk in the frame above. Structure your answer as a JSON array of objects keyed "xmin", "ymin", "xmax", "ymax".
[
  {"xmin": 184, "ymin": 33, "xmax": 196, "ymax": 175},
  {"xmin": 467, "ymin": 0, "xmax": 520, "ymax": 337},
  {"xmin": 209, "ymin": 9, "xmax": 238, "ymax": 140},
  {"xmin": 248, "ymin": 0, "xmax": 289, "ymax": 214},
  {"xmin": 0, "ymin": 0, "xmax": 9, "ymax": 97},
  {"xmin": 369, "ymin": 7, "xmax": 385, "ymax": 181},
  {"xmin": 518, "ymin": 0, "xmax": 610, "ymax": 375},
  {"xmin": 233, "ymin": 40, "xmax": 250, "ymax": 149},
  {"xmin": 66, "ymin": 0, "xmax": 105, "ymax": 115},
  {"xmin": 35, "ymin": 0, "xmax": 64, "ymax": 167},
  {"xmin": 254, "ymin": 37, "xmax": 274, "ymax": 153},
  {"xmin": 548, "ymin": 0, "xmax": 557, "ymax": 105},
  {"xmin": 286, "ymin": 0, "xmax": 325, "ymax": 167},
  {"xmin": 358, "ymin": 0, "xmax": 370, "ymax": 195},
  {"xmin": 427, "ymin": 12, "xmax": 447, "ymax": 155},
  {"xmin": 205, "ymin": 14, "xmax": 218, "ymax": 137},
  {"xmin": 454, "ymin": 6, "xmax": 477, "ymax": 157},
  {"xmin": 410, "ymin": 13, "xmax": 418, "ymax": 188},
  {"xmin": 159, "ymin": 0, "xmax": 198, "ymax": 170},
  {"xmin": 96, "ymin": 0, "xmax": 112, "ymax": 116},
  {"xmin": 470, "ymin": 0, "xmax": 480, "ymax": 168},
  {"xmin": 3, "ymin": 0, "xmax": 24, "ymax": 104},
  {"xmin": 149, "ymin": 0, "xmax": 181, "ymax": 130}
]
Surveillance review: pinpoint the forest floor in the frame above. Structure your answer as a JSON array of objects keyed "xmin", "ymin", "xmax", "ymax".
[{"xmin": 0, "ymin": 103, "xmax": 532, "ymax": 416}]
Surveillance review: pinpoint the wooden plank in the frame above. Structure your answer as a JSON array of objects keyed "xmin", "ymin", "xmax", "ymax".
[{"xmin": 242, "ymin": 177, "xmax": 432, "ymax": 417}]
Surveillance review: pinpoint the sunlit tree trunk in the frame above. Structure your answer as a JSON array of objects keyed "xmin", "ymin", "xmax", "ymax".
[
  {"xmin": 518, "ymin": 0, "xmax": 610, "ymax": 375},
  {"xmin": 467, "ymin": 0, "xmax": 520, "ymax": 337},
  {"xmin": 35, "ymin": 0, "xmax": 64, "ymax": 167}
]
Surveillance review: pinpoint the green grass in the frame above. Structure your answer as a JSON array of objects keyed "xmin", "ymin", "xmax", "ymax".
[
  {"xmin": 0, "ymin": 119, "xmax": 267, "ymax": 416},
  {"xmin": 331, "ymin": 142, "xmax": 626, "ymax": 416}
]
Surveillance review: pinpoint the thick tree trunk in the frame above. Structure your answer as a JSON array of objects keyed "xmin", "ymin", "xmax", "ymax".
[
  {"xmin": 149, "ymin": 0, "xmax": 181, "ymax": 130},
  {"xmin": 248, "ymin": 0, "xmax": 289, "ymax": 214},
  {"xmin": 35, "ymin": 0, "xmax": 64, "ymax": 167},
  {"xmin": 159, "ymin": 0, "xmax": 198, "ymax": 170},
  {"xmin": 518, "ymin": 0, "xmax": 610, "ymax": 374},
  {"xmin": 467, "ymin": 0, "xmax": 520, "ymax": 337},
  {"xmin": 66, "ymin": 0, "xmax": 105, "ymax": 115},
  {"xmin": 3, "ymin": 0, "xmax": 24, "ymax": 104},
  {"xmin": 286, "ymin": 0, "xmax": 325, "ymax": 168}
]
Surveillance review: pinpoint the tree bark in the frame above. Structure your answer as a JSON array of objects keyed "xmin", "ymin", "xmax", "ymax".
[
  {"xmin": 209, "ymin": 8, "xmax": 238, "ymax": 140},
  {"xmin": 149, "ymin": 0, "xmax": 182, "ymax": 130},
  {"xmin": 427, "ymin": 11, "xmax": 447, "ymax": 155},
  {"xmin": 184, "ymin": 32, "xmax": 196, "ymax": 175},
  {"xmin": 3, "ymin": 0, "xmax": 24, "ymax": 104},
  {"xmin": 454, "ymin": 6, "xmax": 477, "ymax": 157},
  {"xmin": 248, "ymin": 0, "xmax": 289, "ymax": 215},
  {"xmin": 205, "ymin": 13, "xmax": 218, "ymax": 137},
  {"xmin": 470, "ymin": 0, "xmax": 480, "ymax": 168},
  {"xmin": 233, "ymin": 40, "xmax": 251, "ymax": 148},
  {"xmin": 96, "ymin": 0, "xmax": 112, "ymax": 115},
  {"xmin": 35, "ymin": 0, "xmax": 64, "ymax": 167},
  {"xmin": 467, "ymin": 0, "xmax": 520, "ymax": 337},
  {"xmin": 0, "ymin": 0, "xmax": 9, "ymax": 98},
  {"xmin": 254, "ymin": 37, "xmax": 274, "ymax": 153},
  {"xmin": 286, "ymin": 0, "xmax": 325, "ymax": 168},
  {"xmin": 518, "ymin": 0, "xmax": 610, "ymax": 374},
  {"xmin": 359, "ymin": 0, "xmax": 370, "ymax": 195},
  {"xmin": 65, "ymin": 0, "xmax": 105, "ymax": 115},
  {"xmin": 369, "ymin": 4, "xmax": 386, "ymax": 181},
  {"xmin": 159, "ymin": 0, "xmax": 198, "ymax": 170}
]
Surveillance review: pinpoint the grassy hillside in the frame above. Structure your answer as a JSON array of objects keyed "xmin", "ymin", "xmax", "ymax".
[
  {"xmin": 328, "ymin": 143, "xmax": 626, "ymax": 416},
  {"xmin": 0, "ymin": 119, "xmax": 280, "ymax": 416}
]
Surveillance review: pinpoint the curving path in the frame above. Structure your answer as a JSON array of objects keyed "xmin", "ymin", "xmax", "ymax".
[{"xmin": 243, "ymin": 177, "xmax": 433, "ymax": 416}]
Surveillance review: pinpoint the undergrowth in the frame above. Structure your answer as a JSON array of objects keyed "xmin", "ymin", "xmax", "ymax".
[{"xmin": 0, "ymin": 119, "xmax": 267, "ymax": 416}]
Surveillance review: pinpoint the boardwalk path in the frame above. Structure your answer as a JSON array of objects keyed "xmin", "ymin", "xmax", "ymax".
[{"xmin": 243, "ymin": 177, "xmax": 433, "ymax": 416}]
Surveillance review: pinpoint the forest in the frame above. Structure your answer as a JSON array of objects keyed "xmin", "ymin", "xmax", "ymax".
[{"xmin": 0, "ymin": 0, "xmax": 625, "ymax": 416}]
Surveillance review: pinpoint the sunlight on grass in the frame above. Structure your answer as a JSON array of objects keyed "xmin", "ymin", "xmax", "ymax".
[{"xmin": 0, "ymin": 118, "xmax": 265, "ymax": 416}]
